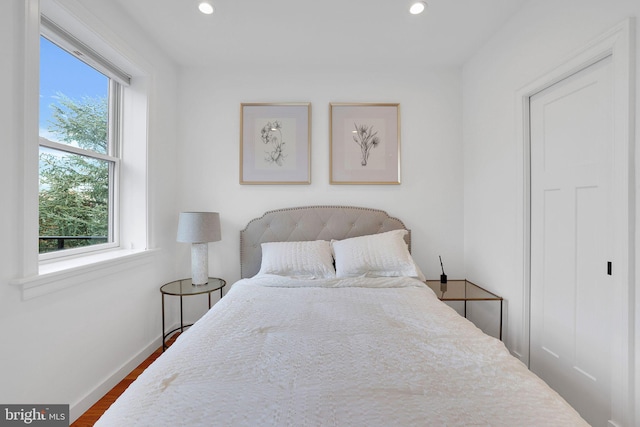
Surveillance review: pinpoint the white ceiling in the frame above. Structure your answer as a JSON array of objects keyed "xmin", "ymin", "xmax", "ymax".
[{"xmin": 112, "ymin": 0, "xmax": 529, "ymax": 69}]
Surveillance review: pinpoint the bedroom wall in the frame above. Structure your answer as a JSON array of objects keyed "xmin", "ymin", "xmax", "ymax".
[
  {"xmin": 175, "ymin": 64, "xmax": 465, "ymax": 289},
  {"xmin": 0, "ymin": 0, "xmax": 180, "ymax": 421},
  {"xmin": 462, "ymin": 0, "xmax": 639, "ymax": 419}
]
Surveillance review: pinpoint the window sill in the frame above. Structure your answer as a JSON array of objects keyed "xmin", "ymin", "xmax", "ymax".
[{"xmin": 11, "ymin": 248, "xmax": 159, "ymax": 300}]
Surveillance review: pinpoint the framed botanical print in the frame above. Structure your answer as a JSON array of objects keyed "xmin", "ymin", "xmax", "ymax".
[
  {"xmin": 240, "ymin": 103, "xmax": 311, "ymax": 184},
  {"xmin": 330, "ymin": 103, "xmax": 400, "ymax": 184}
]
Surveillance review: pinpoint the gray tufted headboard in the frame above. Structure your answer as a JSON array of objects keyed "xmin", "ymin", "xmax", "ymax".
[{"xmin": 240, "ymin": 205, "xmax": 410, "ymax": 278}]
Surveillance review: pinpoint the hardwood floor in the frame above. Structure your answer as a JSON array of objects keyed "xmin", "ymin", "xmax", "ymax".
[{"xmin": 71, "ymin": 335, "xmax": 178, "ymax": 426}]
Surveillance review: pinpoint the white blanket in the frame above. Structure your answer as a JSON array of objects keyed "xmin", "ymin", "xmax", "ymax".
[{"xmin": 96, "ymin": 276, "xmax": 588, "ymax": 426}]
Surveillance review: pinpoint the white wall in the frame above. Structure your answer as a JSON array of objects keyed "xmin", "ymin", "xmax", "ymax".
[
  {"xmin": 0, "ymin": 0, "xmax": 180, "ymax": 421},
  {"xmin": 176, "ymin": 64, "xmax": 465, "ymax": 286},
  {"xmin": 462, "ymin": 0, "xmax": 639, "ymax": 422}
]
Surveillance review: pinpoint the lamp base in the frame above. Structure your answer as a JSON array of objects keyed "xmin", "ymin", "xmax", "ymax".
[{"xmin": 191, "ymin": 243, "xmax": 209, "ymax": 286}]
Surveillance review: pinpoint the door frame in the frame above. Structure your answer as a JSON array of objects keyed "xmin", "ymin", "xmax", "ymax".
[{"xmin": 514, "ymin": 19, "xmax": 634, "ymax": 426}]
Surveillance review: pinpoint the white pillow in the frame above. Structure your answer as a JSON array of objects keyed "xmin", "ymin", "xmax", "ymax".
[
  {"xmin": 258, "ymin": 240, "xmax": 336, "ymax": 279},
  {"xmin": 331, "ymin": 230, "xmax": 425, "ymax": 280}
]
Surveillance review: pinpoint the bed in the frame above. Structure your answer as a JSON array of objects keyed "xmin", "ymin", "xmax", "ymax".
[{"xmin": 96, "ymin": 206, "xmax": 588, "ymax": 426}]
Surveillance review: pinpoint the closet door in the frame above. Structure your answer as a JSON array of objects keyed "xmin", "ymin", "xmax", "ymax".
[{"xmin": 529, "ymin": 55, "xmax": 613, "ymax": 426}]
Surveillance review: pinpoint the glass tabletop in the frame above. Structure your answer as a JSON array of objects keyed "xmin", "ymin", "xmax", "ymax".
[
  {"xmin": 425, "ymin": 279, "xmax": 502, "ymax": 301},
  {"xmin": 160, "ymin": 277, "xmax": 226, "ymax": 296}
]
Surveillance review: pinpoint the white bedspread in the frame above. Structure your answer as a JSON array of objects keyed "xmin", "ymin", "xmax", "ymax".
[{"xmin": 96, "ymin": 276, "xmax": 588, "ymax": 426}]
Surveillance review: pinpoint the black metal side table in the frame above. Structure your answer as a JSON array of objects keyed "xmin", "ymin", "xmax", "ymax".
[
  {"xmin": 425, "ymin": 279, "xmax": 503, "ymax": 340},
  {"xmin": 160, "ymin": 277, "xmax": 226, "ymax": 350}
]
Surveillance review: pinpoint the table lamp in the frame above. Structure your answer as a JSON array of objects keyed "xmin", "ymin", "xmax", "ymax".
[{"xmin": 177, "ymin": 212, "xmax": 221, "ymax": 285}]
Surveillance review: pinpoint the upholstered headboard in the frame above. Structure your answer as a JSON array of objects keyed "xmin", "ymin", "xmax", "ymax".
[{"xmin": 240, "ymin": 205, "xmax": 410, "ymax": 278}]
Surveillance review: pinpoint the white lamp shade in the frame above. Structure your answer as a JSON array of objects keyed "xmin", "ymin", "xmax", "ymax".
[{"xmin": 177, "ymin": 212, "xmax": 221, "ymax": 243}]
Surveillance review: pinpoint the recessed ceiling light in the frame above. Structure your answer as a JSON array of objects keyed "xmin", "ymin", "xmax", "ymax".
[
  {"xmin": 409, "ymin": 1, "xmax": 427, "ymax": 15},
  {"xmin": 198, "ymin": 1, "xmax": 214, "ymax": 15}
]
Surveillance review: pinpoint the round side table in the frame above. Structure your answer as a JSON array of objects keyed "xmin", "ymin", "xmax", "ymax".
[{"xmin": 160, "ymin": 277, "xmax": 226, "ymax": 350}]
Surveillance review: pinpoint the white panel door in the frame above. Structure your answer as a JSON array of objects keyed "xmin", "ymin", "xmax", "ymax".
[{"xmin": 529, "ymin": 55, "xmax": 613, "ymax": 427}]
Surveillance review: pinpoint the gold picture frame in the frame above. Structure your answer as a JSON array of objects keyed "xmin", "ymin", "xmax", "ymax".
[
  {"xmin": 330, "ymin": 103, "xmax": 400, "ymax": 184},
  {"xmin": 240, "ymin": 103, "xmax": 311, "ymax": 184}
]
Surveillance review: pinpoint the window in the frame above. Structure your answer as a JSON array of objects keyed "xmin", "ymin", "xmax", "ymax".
[
  {"xmin": 13, "ymin": 2, "xmax": 151, "ymax": 298},
  {"xmin": 39, "ymin": 16, "xmax": 129, "ymax": 258}
]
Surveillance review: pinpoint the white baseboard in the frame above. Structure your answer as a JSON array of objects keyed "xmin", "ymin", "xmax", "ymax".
[
  {"xmin": 69, "ymin": 335, "xmax": 163, "ymax": 423},
  {"xmin": 511, "ymin": 350, "xmax": 524, "ymax": 360}
]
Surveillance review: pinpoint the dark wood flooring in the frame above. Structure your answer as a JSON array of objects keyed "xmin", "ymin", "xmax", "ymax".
[{"xmin": 71, "ymin": 334, "xmax": 178, "ymax": 426}]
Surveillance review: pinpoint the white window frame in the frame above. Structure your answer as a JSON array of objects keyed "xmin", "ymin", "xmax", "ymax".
[
  {"xmin": 13, "ymin": 0, "xmax": 153, "ymax": 299},
  {"xmin": 38, "ymin": 65, "xmax": 122, "ymax": 259},
  {"xmin": 39, "ymin": 15, "xmax": 129, "ymax": 260}
]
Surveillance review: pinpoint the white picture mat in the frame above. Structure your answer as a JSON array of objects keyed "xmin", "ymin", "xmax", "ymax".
[
  {"xmin": 330, "ymin": 103, "xmax": 400, "ymax": 184},
  {"xmin": 241, "ymin": 103, "xmax": 310, "ymax": 184}
]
